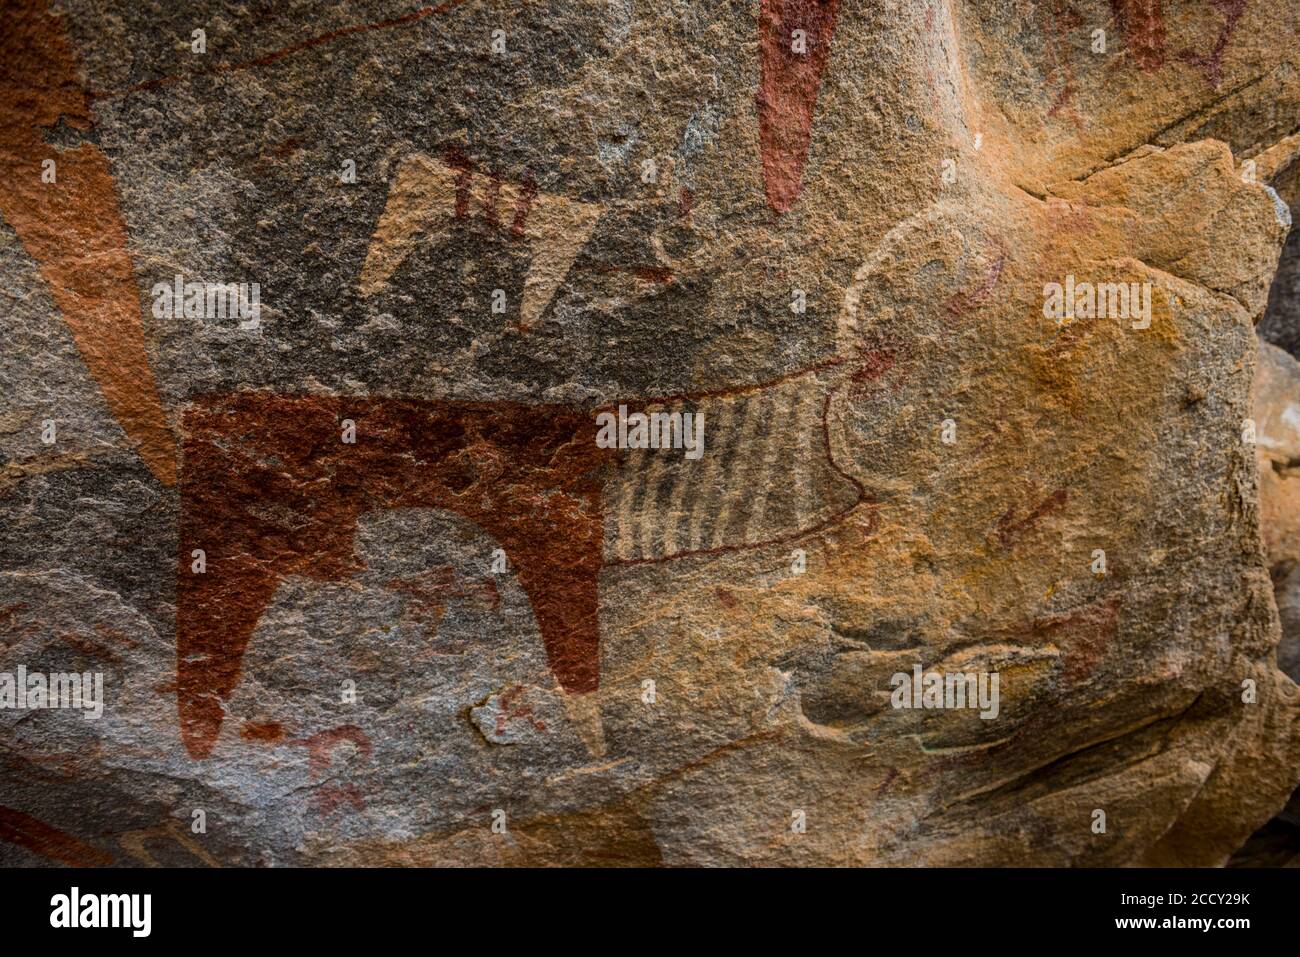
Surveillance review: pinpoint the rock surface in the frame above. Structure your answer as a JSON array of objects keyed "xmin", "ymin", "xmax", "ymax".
[
  {"xmin": 2, "ymin": 0, "xmax": 1299, "ymax": 866},
  {"xmin": 1254, "ymin": 340, "xmax": 1300, "ymax": 683}
]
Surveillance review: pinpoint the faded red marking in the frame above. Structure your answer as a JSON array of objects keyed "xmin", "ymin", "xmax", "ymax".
[
  {"xmin": 993, "ymin": 488, "xmax": 1069, "ymax": 549},
  {"xmin": 1042, "ymin": 196, "xmax": 1101, "ymax": 234},
  {"xmin": 678, "ymin": 187, "xmax": 694, "ymax": 220},
  {"xmin": 510, "ymin": 175, "xmax": 538, "ymax": 239},
  {"xmin": 1032, "ymin": 594, "xmax": 1122, "ymax": 681},
  {"xmin": 850, "ymin": 346, "xmax": 897, "ymax": 384},
  {"xmin": 1110, "ymin": 0, "xmax": 1166, "ymax": 71},
  {"xmin": 715, "ymin": 587, "xmax": 740, "ymax": 610},
  {"xmin": 314, "ymin": 784, "xmax": 365, "ymax": 816},
  {"xmin": 494, "ymin": 684, "xmax": 547, "ymax": 736},
  {"xmin": 0, "ymin": 805, "xmax": 112, "ymax": 866},
  {"xmin": 1043, "ymin": 2, "xmax": 1085, "ymax": 132},
  {"xmin": 757, "ymin": 0, "xmax": 842, "ymax": 213},
  {"xmin": 240, "ymin": 721, "xmax": 285, "ymax": 742},
  {"xmin": 874, "ymin": 766, "xmax": 900, "ymax": 794},
  {"xmin": 389, "ymin": 567, "xmax": 500, "ymax": 609},
  {"xmin": 388, "ymin": 566, "xmax": 500, "ymax": 637},
  {"xmin": 1177, "ymin": 0, "xmax": 1246, "ymax": 87},
  {"xmin": 53, "ymin": 629, "xmax": 122, "ymax": 664},
  {"xmin": 846, "ymin": 338, "xmax": 912, "ymax": 402},
  {"xmin": 297, "ymin": 725, "xmax": 373, "ymax": 776},
  {"xmin": 0, "ymin": 603, "xmax": 29, "ymax": 638},
  {"xmin": 89, "ymin": 1, "xmax": 470, "ymax": 100},
  {"xmin": 1047, "ymin": 84, "xmax": 1073, "ymax": 119},
  {"xmin": 268, "ymin": 135, "xmax": 305, "ymax": 159},
  {"xmin": 241, "ymin": 137, "xmax": 308, "ymax": 176},
  {"xmin": 95, "ymin": 623, "xmax": 139, "ymax": 648},
  {"xmin": 944, "ymin": 251, "xmax": 1006, "ymax": 319}
]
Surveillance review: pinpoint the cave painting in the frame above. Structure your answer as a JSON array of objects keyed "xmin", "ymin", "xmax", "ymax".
[
  {"xmin": 8, "ymin": 0, "xmax": 884, "ymax": 760},
  {"xmin": 1108, "ymin": 0, "xmax": 1247, "ymax": 85},
  {"xmin": 0, "ymin": 0, "xmax": 177, "ymax": 485},
  {"xmin": 175, "ymin": 366, "xmax": 874, "ymax": 758},
  {"xmin": 757, "ymin": 0, "xmax": 842, "ymax": 213},
  {"xmin": 177, "ymin": 395, "xmax": 614, "ymax": 758},
  {"xmin": 1109, "ymin": 0, "xmax": 1167, "ymax": 71},
  {"xmin": 359, "ymin": 152, "xmax": 601, "ymax": 331}
]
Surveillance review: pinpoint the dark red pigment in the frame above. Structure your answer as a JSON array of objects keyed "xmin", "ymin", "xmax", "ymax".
[
  {"xmin": 177, "ymin": 394, "xmax": 618, "ymax": 758},
  {"xmin": 0, "ymin": 805, "xmax": 112, "ymax": 866},
  {"xmin": 757, "ymin": 0, "xmax": 841, "ymax": 213},
  {"xmin": 1109, "ymin": 0, "xmax": 1166, "ymax": 71}
]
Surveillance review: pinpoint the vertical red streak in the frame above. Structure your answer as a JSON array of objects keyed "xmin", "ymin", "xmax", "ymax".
[
  {"xmin": 678, "ymin": 186, "xmax": 694, "ymax": 220},
  {"xmin": 757, "ymin": 0, "xmax": 841, "ymax": 214},
  {"xmin": 510, "ymin": 175, "xmax": 537, "ymax": 239},
  {"xmin": 447, "ymin": 149, "xmax": 474, "ymax": 218},
  {"xmin": 1109, "ymin": 0, "xmax": 1166, "ymax": 71}
]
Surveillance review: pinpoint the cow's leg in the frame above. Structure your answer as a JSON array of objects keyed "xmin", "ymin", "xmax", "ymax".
[{"xmin": 176, "ymin": 547, "xmax": 283, "ymax": 759}]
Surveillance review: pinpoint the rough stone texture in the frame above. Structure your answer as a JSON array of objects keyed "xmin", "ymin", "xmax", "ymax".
[
  {"xmin": 1260, "ymin": 232, "xmax": 1300, "ymax": 359},
  {"xmin": 2, "ymin": 0, "xmax": 1300, "ymax": 866},
  {"xmin": 1255, "ymin": 341, "xmax": 1300, "ymax": 681}
]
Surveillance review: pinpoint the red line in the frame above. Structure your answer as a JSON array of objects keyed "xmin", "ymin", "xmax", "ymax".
[
  {"xmin": 88, "ymin": 1, "xmax": 469, "ymax": 100},
  {"xmin": 0, "ymin": 805, "xmax": 113, "ymax": 867}
]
